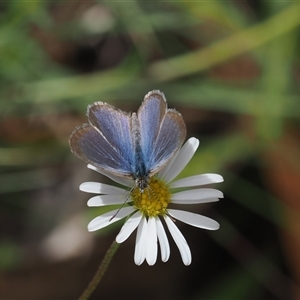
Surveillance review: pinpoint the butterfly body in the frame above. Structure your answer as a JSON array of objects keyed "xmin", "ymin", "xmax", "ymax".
[{"xmin": 69, "ymin": 90, "xmax": 186, "ymax": 190}]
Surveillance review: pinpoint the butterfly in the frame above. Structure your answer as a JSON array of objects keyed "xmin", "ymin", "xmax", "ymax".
[{"xmin": 69, "ymin": 90, "xmax": 186, "ymax": 191}]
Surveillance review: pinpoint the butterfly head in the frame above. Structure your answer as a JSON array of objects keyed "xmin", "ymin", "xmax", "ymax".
[{"xmin": 135, "ymin": 176, "xmax": 149, "ymax": 193}]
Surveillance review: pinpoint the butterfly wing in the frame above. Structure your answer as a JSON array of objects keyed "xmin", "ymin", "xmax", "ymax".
[
  {"xmin": 138, "ymin": 90, "xmax": 186, "ymax": 175},
  {"xmin": 137, "ymin": 91, "xmax": 167, "ymax": 171},
  {"xmin": 69, "ymin": 102, "xmax": 135, "ymax": 177},
  {"xmin": 150, "ymin": 109, "xmax": 186, "ymax": 175}
]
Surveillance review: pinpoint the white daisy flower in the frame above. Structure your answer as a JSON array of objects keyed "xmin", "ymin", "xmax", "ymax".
[{"xmin": 80, "ymin": 137, "xmax": 223, "ymax": 266}]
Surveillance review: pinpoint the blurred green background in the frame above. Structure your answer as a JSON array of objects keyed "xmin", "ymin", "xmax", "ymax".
[{"xmin": 0, "ymin": 1, "xmax": 300, "ymax": 299}]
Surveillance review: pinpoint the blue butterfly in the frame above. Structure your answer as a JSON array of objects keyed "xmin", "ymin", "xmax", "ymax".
[{"xmin": 69, "ymin": 90, "xmax": 186, "ymax": 190}]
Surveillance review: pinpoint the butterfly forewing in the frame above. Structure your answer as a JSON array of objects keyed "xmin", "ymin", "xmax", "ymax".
[
  {"xmin": 87, "ymin": 102, "xmax": 135, "ymax": 174},
  {"xmin": 137, "ymin": 91, "xmax": 167, "ymax": 171}
]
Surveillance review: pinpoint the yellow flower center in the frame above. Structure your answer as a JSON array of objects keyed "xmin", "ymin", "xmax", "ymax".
[{"xmin": 131, "ymin": 177, "xmax": 171, "ymax": 217}]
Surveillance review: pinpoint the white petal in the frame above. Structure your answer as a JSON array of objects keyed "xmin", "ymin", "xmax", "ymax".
[
  {"xmin": 80, "ymin": 182, "xmax": 127, "ymax": 194},
  {"xmin": 116, "ymin": 211, "xmax": 143, "ymax": 243},
  {"xmin": 146, "ymin": 217, "xmax": 158, "ymax": 266},
  {"xmin": 156, "ymin": 218, "xmax": 170, "ymax": 262},
  {"xmin": 170, "ymin": 174, "xmax": 224, "ymax": 188},
  {"xmin": 171, "ymin": 188, "xmax": 223, "ymax": 204},
  {"xmin": 87, "ymin": 195, "xmax": 131, "ymax": 207},
  {"xmin": 164, "ymin": 215, "xmax": 191, "ymax": 266},
  {"xmin": 162, "ymin": 138, "xmax": 199, "ymax": 183},
  {"xmin": 134, "ymin": 217, "xmax": 148, "ymax": 266},
  {"xmin": 172, "ymin": 198, "xmax": 219, "ymax": 205},
  {"xmin": 87, "ymin": 206, "xmax": 135, "ymax": 232},
  {"xmin": 168, "ymin": 209, "xmax": 220, "ymax": 230},
  {"xmin": 157, "ymin": 148, "xmax": 180, "ymax": 179},
  {"xmin": 87, "ymin": 164, "xmax": 133, "ymax": 187}
]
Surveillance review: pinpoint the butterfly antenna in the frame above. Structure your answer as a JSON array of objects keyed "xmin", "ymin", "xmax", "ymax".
[{"xmin": 109, "ymin": 185, "xmax": 135, "ymax": 222}]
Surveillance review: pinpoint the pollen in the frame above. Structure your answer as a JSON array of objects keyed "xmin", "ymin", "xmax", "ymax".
[{"xmin": 131, "ymin": 177, "xmax": 171, "ymax": 217}]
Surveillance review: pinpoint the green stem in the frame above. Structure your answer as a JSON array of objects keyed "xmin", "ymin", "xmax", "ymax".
[{"xmin": 78, "ymin": 240, "xmax": 120, "ymax": 300}]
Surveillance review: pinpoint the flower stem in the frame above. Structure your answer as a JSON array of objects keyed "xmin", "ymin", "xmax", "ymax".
[{"xmin": 78, "ymin": 240, "xmax": 120, "ymax": 300}]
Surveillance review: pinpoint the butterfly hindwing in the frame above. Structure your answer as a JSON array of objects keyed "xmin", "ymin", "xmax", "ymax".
[{"xmin": 150, "ymin": 109, "xmax": 186, "ymax": 175}]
